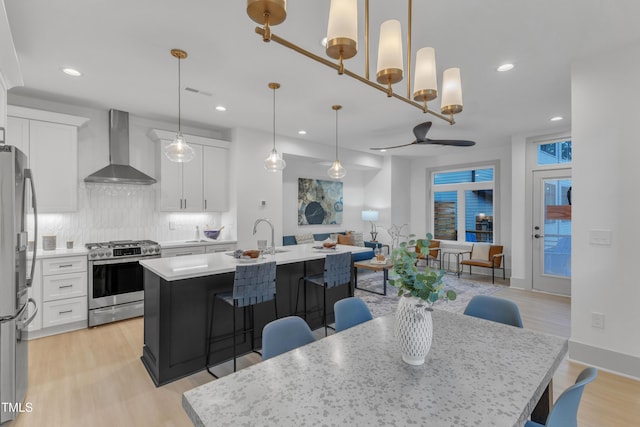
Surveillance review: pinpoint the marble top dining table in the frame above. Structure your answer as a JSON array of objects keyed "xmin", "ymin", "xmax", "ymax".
[{"xmin": 182, "ymin": 309, "xmax": 568, "ymax": 427}]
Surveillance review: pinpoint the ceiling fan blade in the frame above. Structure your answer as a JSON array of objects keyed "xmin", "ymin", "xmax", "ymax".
[
  {"xmin": 370, "ymin": 141, "xmax": 417, "ymax": 150},
  {"xmin": 425, "ymin": 138, "xmax": 476, "ymax": 147},
  {"xmin": 413, "ymin": 122, "xmax": 432, "ymax": 142}
]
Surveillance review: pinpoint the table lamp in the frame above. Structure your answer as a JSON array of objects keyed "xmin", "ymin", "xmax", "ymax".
[{"xmin": 361, "ymin": 210, "xmax": 379, "ymax": 241}]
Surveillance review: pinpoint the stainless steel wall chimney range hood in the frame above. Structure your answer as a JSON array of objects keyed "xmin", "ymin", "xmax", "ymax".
[{"xmin": 84, "ymin": 109, "xmax": 157, "ymax": 185}]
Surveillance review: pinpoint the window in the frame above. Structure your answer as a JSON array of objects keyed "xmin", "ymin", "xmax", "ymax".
[
  {"xmin": 537, "ymin": 140, "xmax": 572, "ymax": 165},
  {"xmin": 431, "ymin": 166, "xmax": 495, "ymax": 243}
]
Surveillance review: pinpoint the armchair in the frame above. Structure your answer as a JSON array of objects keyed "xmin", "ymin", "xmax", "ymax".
[
  {"xmin": 459, "ymin": 244, "xmax": 504, "ymax": 283},
  {"xmin": 416, "ymin": 239, "xmax": 442, "ymax": 269}
]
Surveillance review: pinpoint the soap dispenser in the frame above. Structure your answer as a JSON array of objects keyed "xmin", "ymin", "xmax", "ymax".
[{"xmin": 195, "ymin": 226, "xmax": 200, "ymax": 241}]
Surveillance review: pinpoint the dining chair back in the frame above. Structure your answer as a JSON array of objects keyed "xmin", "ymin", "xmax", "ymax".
[
  {"xmin": 262, "ymin": 316, "xmax": 315, "ymax": 361},
  {"xmin": 463, "ymin": 295, "xmax": 523, "ymax": 327},
  {"xmin": 334, "ymin": 297, "xmax": 373, "ymax": 332},
  {"xmin": 524, "ymin": 367, "xmax": 598, "ymax": 427}
]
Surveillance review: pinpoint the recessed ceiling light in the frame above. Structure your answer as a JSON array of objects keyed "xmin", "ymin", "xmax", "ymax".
[
  {"xmin": 550, "ymin": 116, "xmax": 563, "ymax": 121},
  {"xmin": 496, "ymin": 63, "xmax": 514, "ymax": 72},
  {"xmin": 215, "ymin": 106, "xmax": 226, "ymax": 112},
  {"xmin": 321, "ymin": 37, "xmax": 327, "ymax": 48},
  {"xmin": 298, "ymin": 130, "xmax": 307, "ymax": 135},
  {"xmin": 62, "ymin": 67, "xmax": 82, "ymax": 77}
]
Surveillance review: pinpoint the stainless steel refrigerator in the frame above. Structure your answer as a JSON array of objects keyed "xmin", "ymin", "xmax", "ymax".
[{"xmin": 0, "ymin": 145, "xmax": 38, "ymax": 424}]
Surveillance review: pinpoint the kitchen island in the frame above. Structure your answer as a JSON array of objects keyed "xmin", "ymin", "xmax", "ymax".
[{"xmin": 139, "ymin": 244, "xmax": 370, "ymax": 386}]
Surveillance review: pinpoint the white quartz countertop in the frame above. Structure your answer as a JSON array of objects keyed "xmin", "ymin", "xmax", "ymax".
[
  {"xmin": 29, "ymin": 247, "xmax": 89, "ymax": 259},
  {"xmin": 140, "ymin": 243, "xmax": 370, "ymax": 282},
  {"xmin": 158, "ymin": 239, "xmax": 237, "ymax": 249},
  {"xmin": 183, "ymin": 310, "xmax": 568, "ymax": 427}
]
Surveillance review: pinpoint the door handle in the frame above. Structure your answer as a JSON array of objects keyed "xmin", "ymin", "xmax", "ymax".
[{"xmin": 534, "ymin": 234, "xmax": 544, "ymax": 238}]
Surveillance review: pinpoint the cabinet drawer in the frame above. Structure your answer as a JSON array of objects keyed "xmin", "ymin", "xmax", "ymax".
[
  {"xmin": 42, "ymin": 256, "xmax": 87, "ymax": 275},
  {"xmin": 43, "ymin": 272, "xmax": 87, "ymax": 302},
  {"xmin": 43, "ymin": 297, "xmax": 87, "ymax": 327},
  {"xmin": 161, "ymin": 246, "xmax": 206, "ymax": 257},
  {"xmin": 205, "ymin": 244, "xmax": 237, "ymax": 253}
]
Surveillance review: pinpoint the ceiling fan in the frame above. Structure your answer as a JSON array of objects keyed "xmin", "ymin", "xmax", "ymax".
[{"xmin": 370, "ymin": 121, "xmax": 475, "ymax": 151}]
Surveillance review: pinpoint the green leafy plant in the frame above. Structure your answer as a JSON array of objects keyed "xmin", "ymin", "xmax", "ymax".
[{"xmin": 388, "ymin": 233, "xmax": 456, "ymax": 304}]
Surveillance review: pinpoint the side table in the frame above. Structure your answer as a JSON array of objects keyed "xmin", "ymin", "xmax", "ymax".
[{"xmin": 442, "ymin": 249, "xmax": 469, "ymax": 277}]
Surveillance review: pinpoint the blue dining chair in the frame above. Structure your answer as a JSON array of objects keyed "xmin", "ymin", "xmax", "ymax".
[
  {"xmin": 463, "ymin": 295, "xmax": 524, "ymax": 327},
  {"xmin": 525, "ymin": 367, "xmax": 598, "ymax": 427},
  {"xmin": 262, "ymin": 316, "xmax": 315, "ymax": 361},
  {"xmin": 334, "ymin": 297, "xmax": 373, "ymax": 332}
]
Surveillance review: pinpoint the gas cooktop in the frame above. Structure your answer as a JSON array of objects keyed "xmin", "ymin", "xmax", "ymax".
[{"xmin": 85, "ymin": 240, "xmax": 161, "ymax": 259}]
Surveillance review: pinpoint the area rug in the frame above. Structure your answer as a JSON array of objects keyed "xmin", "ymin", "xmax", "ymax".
[{"xmin": 354, "ymin": 271, "xmax": 502, "ymax": 318}]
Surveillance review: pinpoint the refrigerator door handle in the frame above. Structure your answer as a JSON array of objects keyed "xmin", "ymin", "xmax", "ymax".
[
  {"xmin": 0, "ymin": 300, "xmax": 29, "ymax": 324},
  {"xmin": 25, "ymin": 168, "xmax": 38, "ymax": 287},
  {"xmin": 19, "ymin": 298, "xmax": 38, "ymax": 329}
]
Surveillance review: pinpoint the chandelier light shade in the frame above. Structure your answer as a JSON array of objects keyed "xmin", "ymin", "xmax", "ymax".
[
  {"xmin": 440, "ymin": 67, "xmax": 463, "ymax": 116},
  {"xmin": 264, "ymin": 82, "xmax": 286, "ymax": 172},
  {"xmin": 326, "ymin": 0, "xmax": 358, "ymax": 70},
  {"xmin": 328, "ymin": 105, "xmax": 346, "ymax": 180},
  {"xmin": 413, "ymin": 47, "xmax": 437, "ymax": 102},
  {"xmin": 247, "ymin": 0, "xmax": 464, "ymax": 124},
  {"xmin": 164, "ymin": 49, "xmax": 195, "ymax": 163},
  {"xmin": 376, "ymin": 19, "xmax": 404, "ymax": 91}
]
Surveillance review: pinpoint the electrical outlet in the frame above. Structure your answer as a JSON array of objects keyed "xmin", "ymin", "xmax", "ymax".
[
  {"xmin": 591, "ymin": 312, "xmax": 605, "ymax": 329},
  {"xmin": 169, "ymin": 221, "xmax": 176, "ymax": 230}
]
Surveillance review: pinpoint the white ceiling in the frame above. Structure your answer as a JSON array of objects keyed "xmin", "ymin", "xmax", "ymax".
[{"xmin": 5, "ymin": 0, "xmax": 640, "ymax": 157}]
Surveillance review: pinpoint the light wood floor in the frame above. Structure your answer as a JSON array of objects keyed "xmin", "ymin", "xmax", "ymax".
[{"xmin": 8, "ymin": 278, "xmax": 640, "ymax": 427}]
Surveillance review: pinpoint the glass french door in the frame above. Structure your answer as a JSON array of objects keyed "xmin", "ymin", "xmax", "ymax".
[{"xmin": 532, "ymin": 169, "xmax": 572, "ymax": 295}]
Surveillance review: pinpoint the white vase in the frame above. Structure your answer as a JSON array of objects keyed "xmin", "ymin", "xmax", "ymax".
[{"xmin": 394, "ymin": 295, "xmax": 433, "ymax": 365}]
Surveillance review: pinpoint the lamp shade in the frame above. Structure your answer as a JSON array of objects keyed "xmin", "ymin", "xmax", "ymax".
[
  {"xmin": 164, "ymin": 133, "xmax": 196, "ymax": 162},
  {"xmin": 376, "ymin": 19, "xmax": 404, "ymax": 84},
  {"xmin": 326, "ymin": 0, "xmax": 357, "ymax": 60},
  {"xmin": 361, "ymin": 210, "xmax": 379, "ymax": 221},
  {"xmin": 413, "ymin": 47, "xmax": 438, "ymax": 102},
  {"xmin": 264, "ymin": 148, "xmax": 286, "ymax": 172},
  {"xmin": 328, "ymin": 159, "xmax": 346, "ymax": 179},
  {"xmin": 441, "ymin": 67, "xmax": 463, "ymax": 115}
]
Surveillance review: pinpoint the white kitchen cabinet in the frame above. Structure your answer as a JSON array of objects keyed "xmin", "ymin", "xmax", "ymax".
[
  {"xmin": 203, "ymin": 145, "xmax": 229, "ymax": 212},
  {"xmin": 7, "ymin": 106, "xmax": 89, "ymax": 213},
  {"xmin": 205, "ymin": 243, "xmax": 236, "ymax": 253},
  {"xmin": 161, "ymin": 245, "xmax": 206, "ymax": 258},
  {"xmin": 151, "ymin": 129, "xmax": 230, "ymax": 212},
  {"xmin": 26, "ymin": 254, "xmax": 88, "ymax": 339}
]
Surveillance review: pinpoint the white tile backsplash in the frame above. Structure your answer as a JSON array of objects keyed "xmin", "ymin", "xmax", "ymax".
[{"xmin": 28, "ymin": 183, "xmax": 224, "ymax": 248}]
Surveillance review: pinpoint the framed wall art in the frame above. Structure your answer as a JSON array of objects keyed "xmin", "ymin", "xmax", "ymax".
[{"xmin": 298, "ymin": 178, "xmax": 343, "ymax": 225}]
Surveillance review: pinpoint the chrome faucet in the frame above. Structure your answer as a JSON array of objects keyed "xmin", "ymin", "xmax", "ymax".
[{"xmin": 253, "ymin": 218, "xmax": 275, "ymax": 255}]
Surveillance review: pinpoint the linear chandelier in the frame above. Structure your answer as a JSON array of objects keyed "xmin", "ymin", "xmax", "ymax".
[{"xmin": 246, "ymin": 0, "xmax": 463, "ymax": 125}]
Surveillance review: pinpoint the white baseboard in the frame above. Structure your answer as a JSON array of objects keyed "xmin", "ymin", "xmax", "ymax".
[{"xmin": 569, "ymin": 339, "xmax": 640, "ymax": 380}]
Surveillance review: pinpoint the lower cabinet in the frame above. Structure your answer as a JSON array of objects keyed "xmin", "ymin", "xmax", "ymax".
[{"xmin": 26, "ymin": 255, "xmax": 88, "ymax": 340}]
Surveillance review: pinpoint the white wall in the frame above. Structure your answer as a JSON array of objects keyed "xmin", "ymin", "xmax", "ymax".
[{"xmin": 569, "ymin": 43, "xmax": 640, "ymax": 378}]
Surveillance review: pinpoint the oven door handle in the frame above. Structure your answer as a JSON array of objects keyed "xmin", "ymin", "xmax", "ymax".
[{"xmin": 90, "ymin": 255, "xmax": 161, "ymax": 266}]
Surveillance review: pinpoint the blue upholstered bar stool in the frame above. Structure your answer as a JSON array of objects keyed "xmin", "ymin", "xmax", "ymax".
[
  {"xmin": 299, "ymin": 251, "xmax": 352, "ymax": 336},
  {"xmin": 206, "ymin": 261, "xmax": 277, "ymax": 376}
]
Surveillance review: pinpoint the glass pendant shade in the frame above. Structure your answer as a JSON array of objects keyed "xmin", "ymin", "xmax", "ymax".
[
  {"xmin": 164, "ymin": 133, "xmax": 196, "ymax": 163},
  {"xmin": 413, "ymin": 47, "xmax": 438, "ymax": 102},
  {"xmin": 441, "ymin": 67, "xmax": 463, "ymax": 115},
  {"xmin": 264, "ymin": 148, "xmax": 286, "ymax": 172},
  {"xmin": 328, "ymin": 159, "xmax": 346, "ymax": 179},
  {"xmin": 326, "ymin": 0, "xmax": 358, "ymax": 60},
  {"xmin": 376, "ymin": 19, "xmax": 404, "ymax": 84}
]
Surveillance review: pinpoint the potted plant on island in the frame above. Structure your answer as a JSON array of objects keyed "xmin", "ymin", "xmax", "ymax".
[{"xmin": 388, "ymin": 233, "xmax": 456, "ymax": 365}]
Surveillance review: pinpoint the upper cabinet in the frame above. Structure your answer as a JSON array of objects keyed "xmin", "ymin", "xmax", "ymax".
[
  {"xmin": 7, "ymin": 106, "xmax": 89, "ymax": 213},
  {"xmin": 150, "ymin": 129, "xmax": 230, "ymax": 212}
]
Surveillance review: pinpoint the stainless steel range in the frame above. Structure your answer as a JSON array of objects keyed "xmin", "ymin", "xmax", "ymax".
[{"xmin": 86, "ymin": 240, "xmax": 161, "ymax": 327}]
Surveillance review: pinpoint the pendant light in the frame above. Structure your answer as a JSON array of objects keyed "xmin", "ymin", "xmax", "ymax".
[
  {"xmin": 163, "ymin": 49, "xmax": 195, "ymax": 163},
  {"xmin": 328, "ymin": 105, "xmax": 346, "ymax": 179},
  {"xmin": 264, "ymin": 82, "xmax": 286, "ymax": 172}
]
